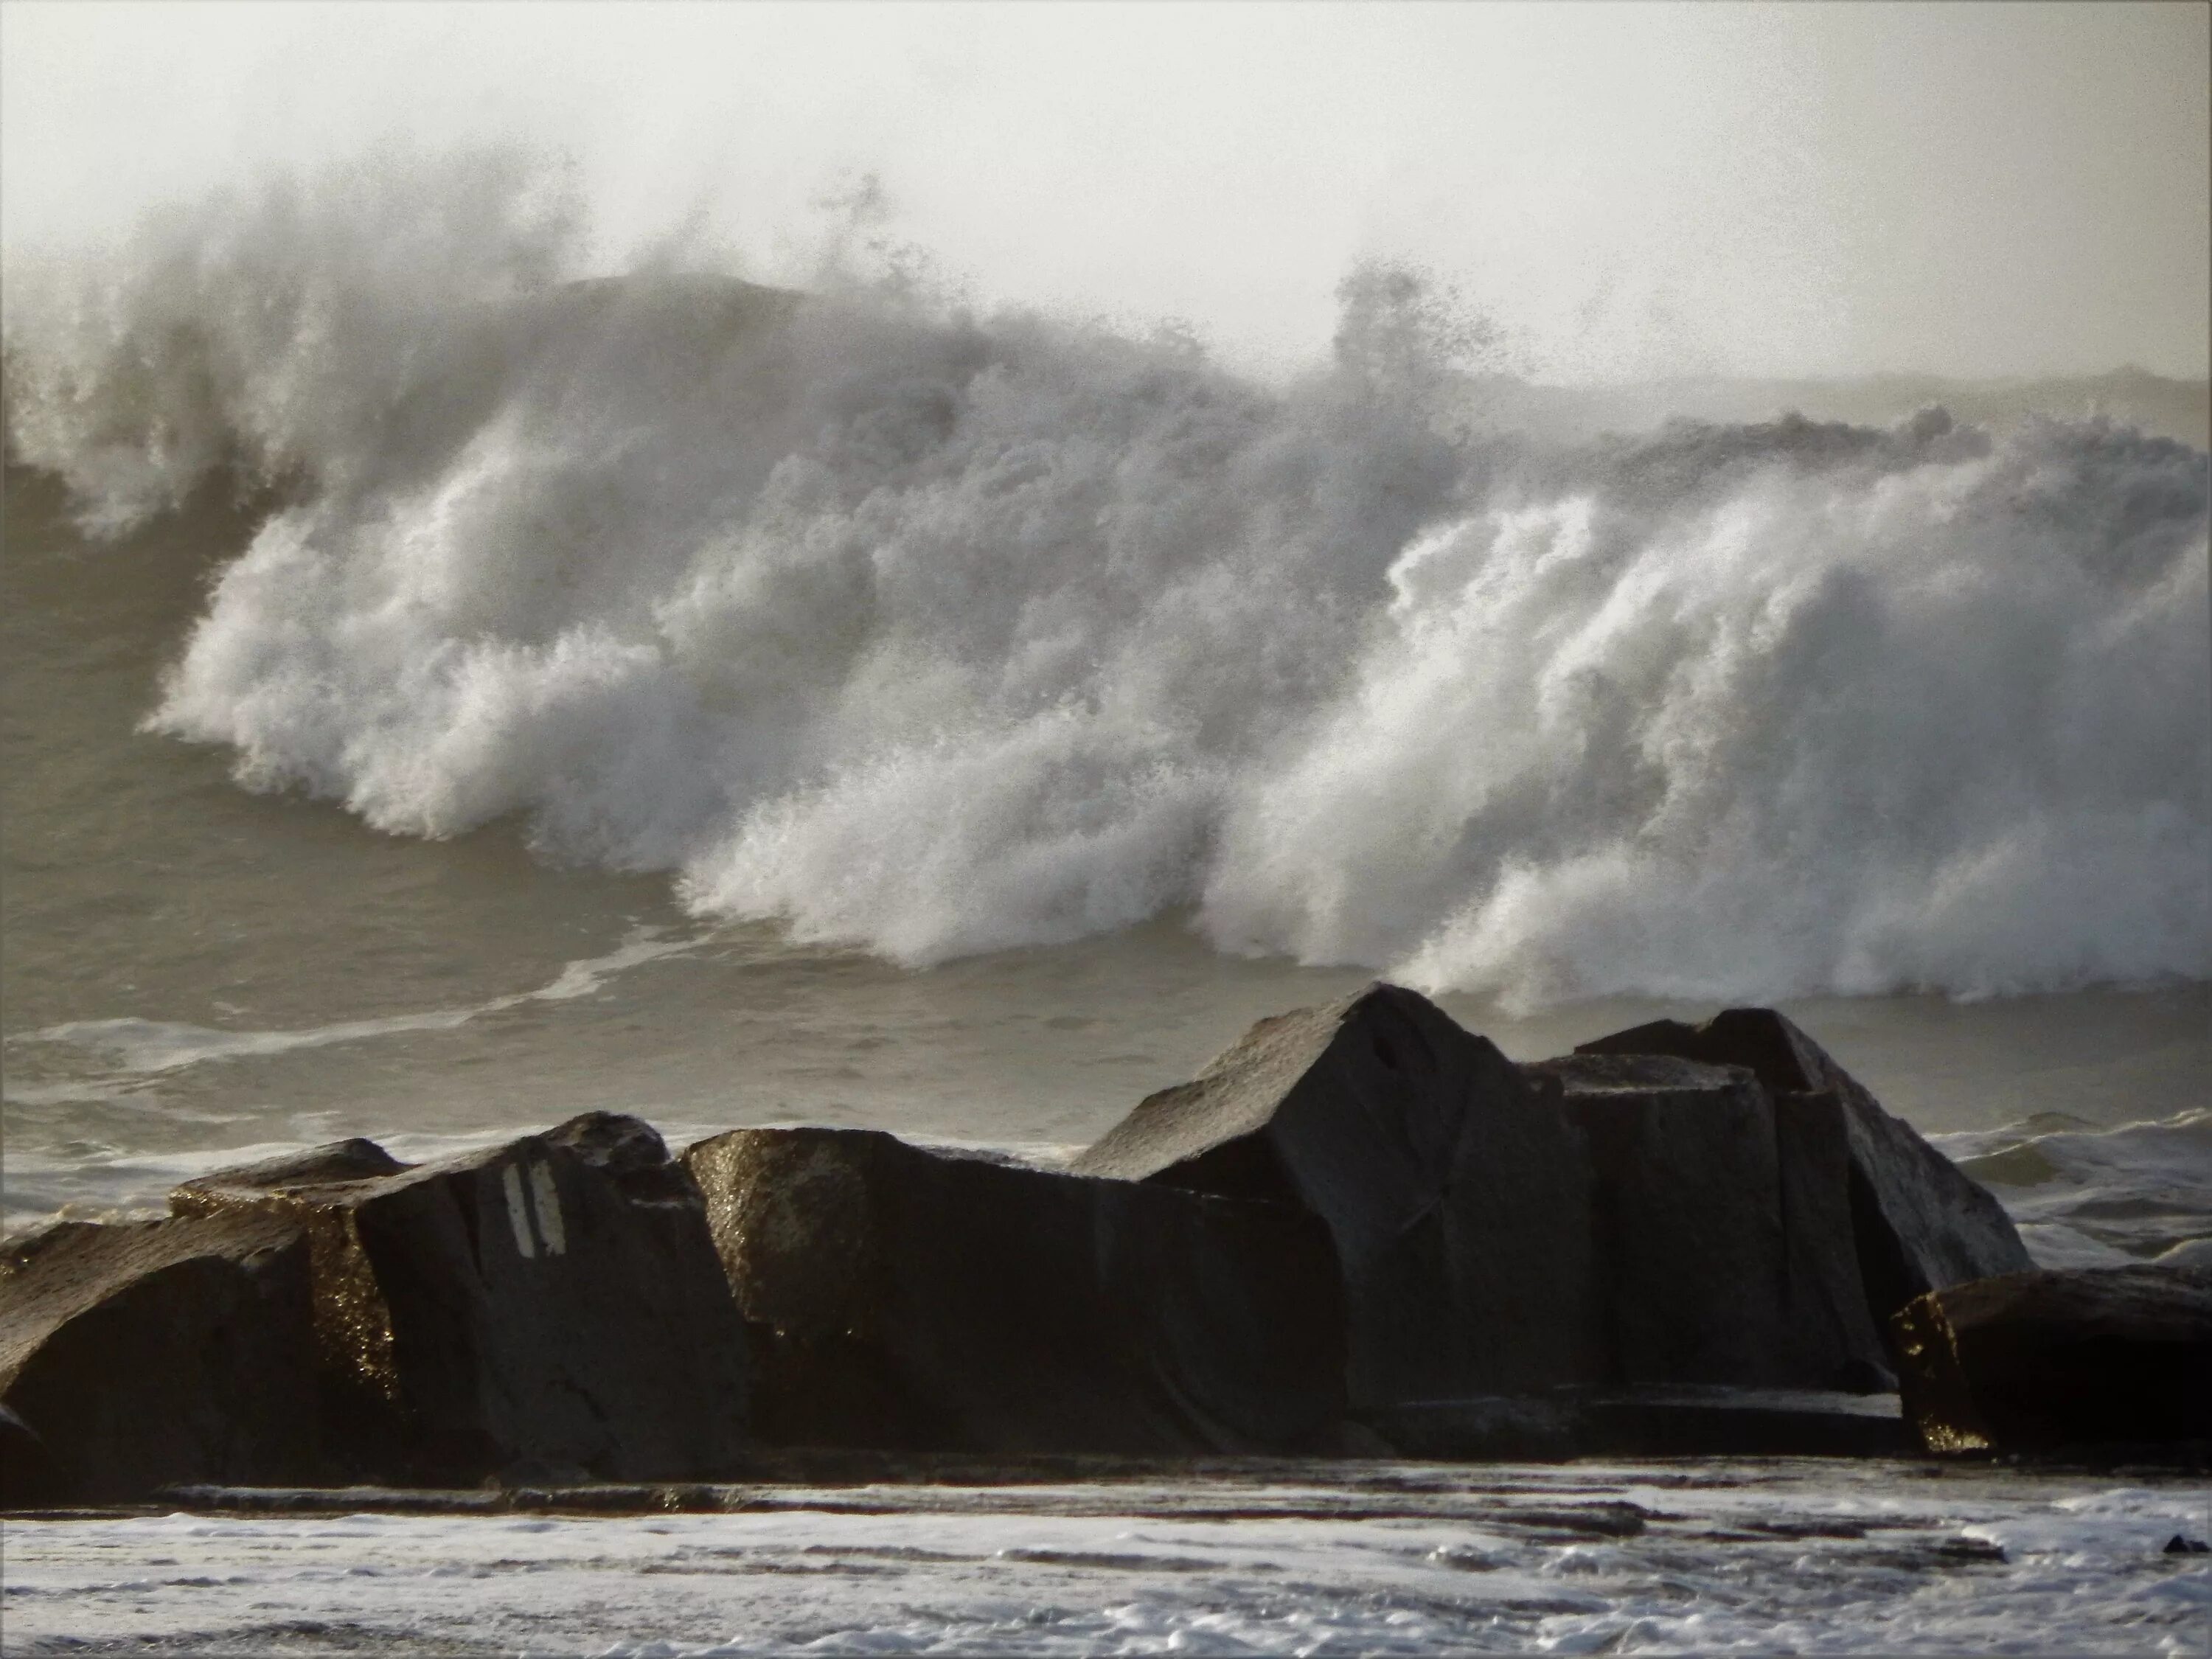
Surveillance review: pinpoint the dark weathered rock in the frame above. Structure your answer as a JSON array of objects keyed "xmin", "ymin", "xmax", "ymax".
[
  {"xmin": 1533, "ymin": 1052, "xmax": 1790, "ymax": 1385},
  {"xmin": 685, "ymin": 1127, "xmax": 1346, "ymax": 1455},
  {"xmin": 175, "ymin": 1114, "xmax": 748, "ymax": 1484},
  {"xmin": 1071, "ymin": 984, "xmax": 1599, "ymax": 1408},
  {"xmin": 1767, "ymin": 1088, "xmax": 1900, "ymax": 1391},
  {"xmin": 1893, "ymin": 1265, "xmax": 2212, "ymax": 1453},
  {"xmin": 1529, "ymin": 1051, "xmax": 1893, "ymax": 1391},
  {"xmin": 1576, "ymin": 1007, "xmax": 2032, "ymax": 1332},
  {"xmin": 0, "ymin": 1211, "xmax": 319, "ymax": 1504},
  {"xmin": 173, "ymin": 1137, "xmax": 408, "ymax": 1200},
  {"xmin": 0, "ymin": 1402, "xmax": 67, "ymax": 1507}
]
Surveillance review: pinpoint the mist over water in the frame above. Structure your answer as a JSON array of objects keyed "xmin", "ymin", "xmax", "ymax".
[{"xmin": 4, "ymin": 153, "xmax": 2207, "ymax": 1020}]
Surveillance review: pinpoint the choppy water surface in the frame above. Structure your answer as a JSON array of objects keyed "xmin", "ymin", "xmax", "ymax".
[
  {"xmin": 2, "ymin": 430, "xmax": 2205, "ymax": 1225},
  {"xmin": 4, "ymin": 160, "xmax": 2206, "ymax": 1224},
  {"xmin": 5, "ymin": 1460, "xmax": 2209, "ymax": 1655}
]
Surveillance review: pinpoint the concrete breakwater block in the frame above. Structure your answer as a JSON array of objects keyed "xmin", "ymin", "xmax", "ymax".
[
  {"xmin": 684, "ymin": 1127, "xmax": 1347, "ymax": 1455},
  {"xmin": 1070, "ymin": 984, "xmax": 1600, "ymax": 1408},
  {"xmin": 1893, "ymin": 1264, "xmax": 2212, "ymax": 1454},
  {"xmin": 3, "ymin": 996, "xmax": 2040, "ymax": 1501},
  {"xmin": 1076, "ymin": 990, "xmax": 2026, "ymax": 1419},
  {"xmin": 1529, "ymin": 1051, "xmax": 1894, "ymax": 1391},
  {"xmin": 1576, "ymin": 1008, "xmax": 2034, "ymax": 1329},
  {"xmin": 0, "ymin": 1210, "xmax": 320, "ymax": 1504},
  {"xmin": 171, "ymin": 1113, "xmax": 750, "ymax": 1486}
]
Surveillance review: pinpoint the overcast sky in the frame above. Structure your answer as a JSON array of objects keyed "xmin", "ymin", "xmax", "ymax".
[{"xmin": 3, "ymin": 1, "xmax": 2205, "ymax": 383}]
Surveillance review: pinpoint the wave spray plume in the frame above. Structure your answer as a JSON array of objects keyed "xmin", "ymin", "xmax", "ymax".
[{"xmin": 6, "ymin": 153, "xmax": 2205, "ymax": 1008}]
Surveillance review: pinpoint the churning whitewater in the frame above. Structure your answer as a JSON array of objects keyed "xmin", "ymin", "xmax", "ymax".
[{"xmin": 5, "ymin": 159, "xmax": 2206, "ymax": 1009}]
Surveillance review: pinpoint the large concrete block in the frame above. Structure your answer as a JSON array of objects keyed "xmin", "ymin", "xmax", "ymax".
[
  {"xmin": 175, "ymin": 1115, "xmax": 748, "ymax": 1484},
  {"xmin": 1894, "ymin": 1264, "xmax": 2212, "ymax": 1453},
  {"xmin": 684, "ymin": 1127, "xmax": 1346, "ymax": 1455},
  {"xmin": 0, "ymin": 1211, "xmax": 319, "ymax": 1504},
  {"xmin": 1576, "ymin": 1008, "xmax": 2032, "ymax": 1332},
  {"xmin": 1532, "ymin": 1053, "xmax": 1801, "ymax": 1386},
  {"xmin": 1071, "ymin": 984, "xmax": 1599, "ymax": 1408},
  {"xmin": 1530, "ymin": 1049, "xmax": 1897, "ymax": 1390}
]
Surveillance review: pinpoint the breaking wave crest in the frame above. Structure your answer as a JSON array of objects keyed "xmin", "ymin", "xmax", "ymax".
[{"xmin": 6, "ymin": 154, "xmax": 2207, "ymax": 1006}]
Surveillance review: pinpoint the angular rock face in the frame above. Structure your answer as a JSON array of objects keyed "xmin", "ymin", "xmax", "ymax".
[
  {"xmin": 1893, "ymin": 1265, "xmax": 2212, "ymax": 1453},
  {"xmin": 1070, "ymin": 984, "xmax": 1599, "ymax": 1408},
  {"xmin": 1528, "ymin": 1051, "xmax": 1896, "ymax": 1391},
  {"xmin": 0, "ymin": 1211, "xmax": 319, "ymax": 1504},
  {"xmin": 176, "ymin": 1115, "xmax": 748, "ymax": 1484},
  {"xmin": 685, "ymin": 1127, "xmax": 1346, "ymax": 1455},
  {"xmin": 172, "ymin": 1138, "xmax": 408, "ymax": 1200},
  {"xmin": 1576, "ymin": 1008, "xmax": 2033, "ymax": 1332},
  {"xmin": 1531, "ymin": 1051, "xmax": 1874, "ymax": 1388}
]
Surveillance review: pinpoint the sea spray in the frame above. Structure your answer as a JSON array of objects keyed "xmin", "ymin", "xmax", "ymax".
[{"xmin": 5, "ymin": 154, "xmax": 2206, "ymax": 1006}]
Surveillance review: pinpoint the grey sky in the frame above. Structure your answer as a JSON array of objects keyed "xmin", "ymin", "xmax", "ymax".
[{"xmin": 3, "ymin": 1, "xmax": 2205, "ymax": 382}]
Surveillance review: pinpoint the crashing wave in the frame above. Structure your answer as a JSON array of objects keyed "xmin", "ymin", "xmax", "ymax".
[{"xmin": 5, "ymin": 152, "xmax": 2206, "ymax": 1006}]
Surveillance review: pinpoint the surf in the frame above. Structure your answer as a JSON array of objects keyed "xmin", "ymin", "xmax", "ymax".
[{"xmin": 6, "ymin": 153, "xmax": 2206, "ymax": 1010}]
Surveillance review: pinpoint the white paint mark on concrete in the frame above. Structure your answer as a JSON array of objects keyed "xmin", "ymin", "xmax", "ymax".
[
  {"xmin": 501, "ymin": 1163, "xmax": 536, "ymax": 1259},
  {"xmin": 529, "ymin": 1161, "xmax": 566, "ymax": 1256}
]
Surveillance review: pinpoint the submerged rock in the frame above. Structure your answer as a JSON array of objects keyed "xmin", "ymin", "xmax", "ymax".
[
  {"xmin": 1576, "ymin": 1007, "xmax": 2033, "ymax": 1333},
  {"xmin": 1071, "ymin": 984, "xmax": 1598, "ymax": 1408},
  {"xmin": 685, "ymin": 1126, "xmax": 1346, "ymax": 1455},
  {"xmin": 1893, "ymin": 1264, "xmax": 2212, "ymax": 1453},
  {"xmin": 0, "ymin": 1211, "xmax": 319, "ymax": 1504},
  {"xmin": 175, "ymin": 1114, "xmax": 748, "ymax": 1484}
]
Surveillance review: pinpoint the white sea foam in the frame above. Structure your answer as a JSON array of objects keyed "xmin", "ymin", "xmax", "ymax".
[
  {"xmin": 7, "ymin": 926, "xmax": 696, "ymax": 1085},
  {"xmin": 1934, "ymin": 1109, "xmax": 2212, "ymax": 1269},
  {"xmin": 3, "ymin": 1464, "xmax": 2206, "ymax": 1654},
  {"xmin": 5, "ymin": 153, "xmax": 2206, "ymax": 1008}
]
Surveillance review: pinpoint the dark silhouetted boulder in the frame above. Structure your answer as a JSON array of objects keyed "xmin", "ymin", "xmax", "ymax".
[
  {"xmin": 0, "ymin": 1403, "xmax": 66, "ymax": 1507},
  {"xmin": 0, "ymin": 1211, "xmax": 319, "ymax": 1504},
  {"xmin": 1893, "ymin": 1264, "xmax": 2212, "ymax": 1453},
  {"xmin": 1071, "ymin": 984, "xmax": 1598, "ymax": 1408},
  {"xmin": 1528, "ymin": 1051, "xmax": 1893, "ymax": 1391},
  {"xmin": 175, "ymin": 1114, "xmax": 748, "ymax": 1484},
  {"xmin": 173, "ymin": 1137, "xmax": 408, "ymax": 1200},
  {"xmin": 684, "ymin": 1127, "xmax": 1346, "ymax": 1455},
  {"xmin": 1535, "ymin": 1053, "xmax": 1785, "ymax": 1385},
  {"xmin": 1576, "ymin": 1007, "xmax": 2032, "ymax": 1334}
]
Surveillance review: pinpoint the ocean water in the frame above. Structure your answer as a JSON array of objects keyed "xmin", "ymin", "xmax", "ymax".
[
  {"xmin": 2, "ymin": 158, "xmax": 2207, "ymax": 1236},
  {"xmin": 2, "ymin": 154, "xmax": 2211, "ymax": 1657},
  {"xmin": 0, "ymin": 159, "xmax": 2203, "ymax": 1221},
  {"xmin": 5, "ymin": 1461, "xmax": 2210, "ymax": 1655}
]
